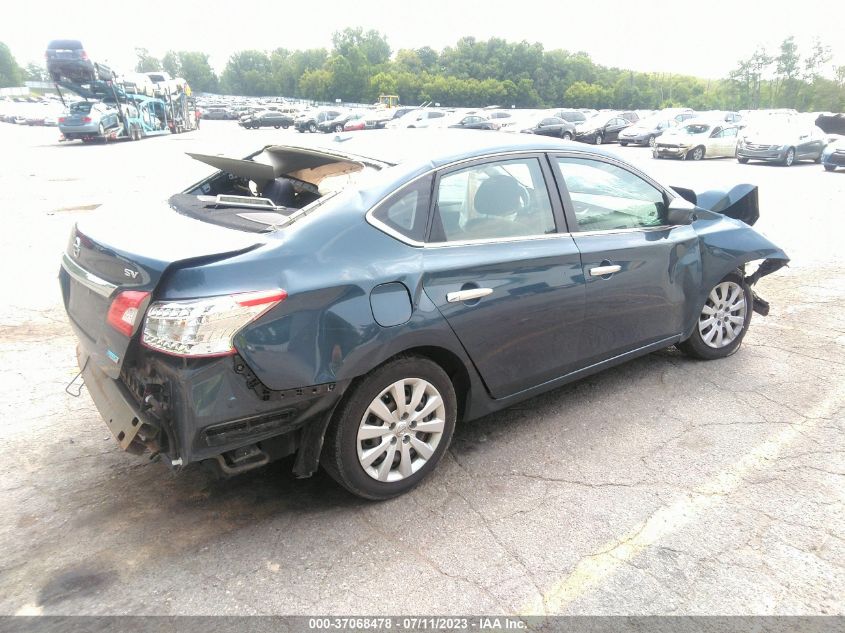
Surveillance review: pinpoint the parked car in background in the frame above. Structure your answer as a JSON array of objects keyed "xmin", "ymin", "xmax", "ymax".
[
  {"xmin": 653, "ymin": 120, "xmax": 741, "ymax": 160},
  {"xmin": 618, "ymin": 116, "xmax": 677, "ymax": 147},
  {"xmin": 447, "ymin": 113, "xmax": 499, "ymax": 130},
  {"xmin": 318, "ymin": 110, "xmax": 360, "ymax": 133},
  {"xmin": 203, "ymin": 108, "xmax": 230, "ymax": 120},
  {"xmin": 295, "ymin": 108, "xmax": 343, "ymax": 133},
  {"xmin": 548, "ymin": 109, "xmax": 588, "ymax": 126},
  {"xmin": 518, "ymin": 115, "xmax": 576, "ymax": 139},
  {"xmin": 45, "ymin": 39, "xmax": 113, "ymax": 82},
  {"xmin": 386, "ymin": 109, "xmax": 450, "ymax": 129},
  {"xmin": 573, "ymin": 113, "xmax": 631, "ymax": 144},
  {"xmin": 619, "ymin": 111, "xmax": 640, "ymax": 123},
  {"xmin": 364, "ymin": 106, "xmax": 418, "ymax": 129},
  {"xmin": 239, "ymin": 110, "xmax": 294, "ymax": 129},
  {"xmin": 821, "ymin": 138, "xmax": 845, "ymax": 171},
  {"xmin": 737, "ymin": 122, "xmax": 826, "ymax": 166},
  {"xmin": 344, "ymin": 113, "xmax": 368, "ymax": 132},
  {"xmin": 58, "ymin": 101, "xmax": 119, "ymax": 141}
]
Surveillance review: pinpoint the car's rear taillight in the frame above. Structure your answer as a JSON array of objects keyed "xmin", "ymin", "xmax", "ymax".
[
  {"xmin": 58, "ymin": 117, "xmax": 66, "ymax": 123},
  {"xmin": 141, "ymin": 290, "xmax": 286, "ymax": 358},
  {"xmin": 107, "ymin": 291, "xmax": 151, "ymax": 336},
  {"xmin": 80, "ymin": 50, "xmax": 89, "ymax": 60},
  {"xmin": 82, "ymin": 116, "xmax": 91, "ymax": 123}
]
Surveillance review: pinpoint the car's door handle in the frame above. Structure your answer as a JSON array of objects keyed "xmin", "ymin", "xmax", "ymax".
[
  {"xmin": 590, "ymin": 264, "xmax": 621, "ymax": 277},
  {"xmin": 447, "ymin": 288, "xmax": 494, "ymax": 303}
]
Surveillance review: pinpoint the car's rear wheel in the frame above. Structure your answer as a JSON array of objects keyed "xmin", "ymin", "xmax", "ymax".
[
  {"xmin": 322, "ymin": 357, "xmax": 457, "ymax": 500},
  {"xmin": 274, "ymin": 125, "xmax": 280, "ymax": 129},
  {"xmin": 595, "ymin": 134, "xmax": 603, "ymax": 145},
  {"xmin": 620, "ymin": 141, "xmax": 628, "ymax": 146},
  {"xmin": 334, "ymin": 124, "xmax": 344, "ymax": 132},
  {"xmin": 782, "ymin": 147, "xmax": 795, "ymax": 166},
  {"xmin": 824, "ymin": 164, "xmax": 836, "ymax": 172},
  {"xmin": 738, "ymin": 157, "xmax": 749, "ymax": 164},
  {"xmin": 308, "ymin": 122, "xmax": 317, "ymax": 133},
  {"xmin": 679, "ymin": 271, "xmax": 752, "ymax": 360},
  {"xmin": 562, "ymin": 132, "xmax": 572, "ymax": 141},
  {"xmin": 648, "ymin": 135, "xmax": 656, "ymax": 147}
]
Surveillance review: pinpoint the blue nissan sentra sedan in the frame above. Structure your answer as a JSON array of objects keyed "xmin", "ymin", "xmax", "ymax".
[{"xmin": 60, "ymin": 130, "xmax": 789, "ymax": 499}]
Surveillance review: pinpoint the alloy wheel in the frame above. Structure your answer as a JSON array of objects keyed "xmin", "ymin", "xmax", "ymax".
[
  {"xmin": 356, "ymin": 378, "xmax": 446, "ymax": 482},
  {"xmin": 648, "ymin": 135, "xmax": 656, "ymax": 147},
  {"xmin": 784, "ymin": 148, "xmax": 795, "ymax": 166},
  {"xmin": 698, "ymin": 281, "xmax": 747, "ymax": 349}
]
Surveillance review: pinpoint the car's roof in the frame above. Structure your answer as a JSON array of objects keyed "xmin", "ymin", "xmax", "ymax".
[{"xmin": 268, "ymin": 129, "xmax": 614, "ymax": 167}]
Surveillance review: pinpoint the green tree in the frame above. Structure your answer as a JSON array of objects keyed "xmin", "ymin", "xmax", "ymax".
[
  {"xmin": 134, "ymin": 47, "xmax": 161, "ymax": 72},
  {"xmin": 24, "ymin": 63, "xmax": 46, "ymax": 82},
  {"xmin": 176, "ymin": 51, "xmax": 218, "ymax": 92},
  {"xmin": 220, "ymin": 50, "xmax": 273, "ymax": 96},
  {"xmin": 161, "ymin": 51, "xmax": 181, "ymax": 77},
  {"xmin": 0, "ymin": 42, "xmax": 23, "ymax": 88},
  {"xmin": 774, "ymin": 36, "xmax": 800, "ymax": 106}
]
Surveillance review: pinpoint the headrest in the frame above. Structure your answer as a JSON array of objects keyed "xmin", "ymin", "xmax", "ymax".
[{"xmin": 473, "ymin": 175, "xmax": 524, "ymax": 216}]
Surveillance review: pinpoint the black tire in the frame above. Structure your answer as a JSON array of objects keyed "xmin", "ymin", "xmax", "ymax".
[
  {"xmin": 824, "ymin": 164, "xmax": 836, "ymax": 172},
  {"xmin": 274, "ymin": 125, "xmax": 280, "ymax": 129},
  {"xmin": 678, "ymin": 271, "xmax": 753, "ymax": 360},
  {"xmin": 781, "ymin": 147, "xmax": 795, "ymax": 166},
  {"xmin": 334, "ymin": 124, "xmax": 344, "ymax": 133},
  {"xmin": 620, "ymin": 141, "xmax": 628, "ymax": 146},
  {"xmin": 297, "ymin": 127, "xmax": 304, "ymax": 133},
  {"xmin": 689, "ymin": 146, "xmax": 705, "ymax": 161},
  {"xmin": 738, "ymin": 157, "xmax": 749, "ymax": 164},
  {"xmin": 562, "ymin": 132, "xmax": 572, "ymax": 141},
  {"xmin": 308, "ymin": 122, "xmax": 317, "ymax": 133},
  {"xmin": 648, "ymin": 135, "xmax": 656, "ymax": 147},
  {"xmin": 814, "ymin": 154, "xmax": 822, "ymax": 164},
  {"xmin": 282, "ymin": 124, "xmax": 289, "ymax": 129},
  {"xmin": 595, "ymin": 134, "xmax": 603, "ymax": 145},
  {"xmin": 322, "ymin": 356, "xmax": 457, "ymax": 500}
]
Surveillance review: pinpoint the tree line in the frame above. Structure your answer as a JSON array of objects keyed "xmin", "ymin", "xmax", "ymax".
[{"xmin": 2, "ymin": 32, "xmax": 843, "ymax": 112}]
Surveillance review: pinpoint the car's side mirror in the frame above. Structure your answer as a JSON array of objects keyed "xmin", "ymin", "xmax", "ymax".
[{"xmin": 665, "ymin": 197, "xmax": 698, "ymax": 225}]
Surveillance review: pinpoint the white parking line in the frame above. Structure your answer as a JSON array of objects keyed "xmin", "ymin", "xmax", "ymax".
[{"xmin": 521, "ymin": 392, "xmax": 840, "ymax": 615}]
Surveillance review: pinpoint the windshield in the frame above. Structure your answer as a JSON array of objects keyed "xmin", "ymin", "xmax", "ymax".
[{"xmin": 679, "ymin": 124, "xmax": 710, "ymax": 135}]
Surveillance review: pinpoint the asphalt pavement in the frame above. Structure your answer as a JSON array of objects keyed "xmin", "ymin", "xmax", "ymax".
[{"xmin": 0, "ymin": 121, "xmax": 842, "ymax": 616}]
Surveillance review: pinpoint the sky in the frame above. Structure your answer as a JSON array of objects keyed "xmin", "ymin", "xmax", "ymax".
[{"xmin": 3, "ymin": 0, "xmax": 844, "ymax": 80}]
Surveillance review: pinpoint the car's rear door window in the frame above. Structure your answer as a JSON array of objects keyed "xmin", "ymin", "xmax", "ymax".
[
  {"xmin": 555, "ymin": 157, "xmax": 667, "ymax": 232},
  {"xmin": 431, "ymin": 157, "xmax": 556, "ymax": 242}
]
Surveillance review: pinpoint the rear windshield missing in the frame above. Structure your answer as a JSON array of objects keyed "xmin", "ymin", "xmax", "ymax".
[{"xmin": 69, "ymin": 102, "xmax": 93, "ymax": 114}]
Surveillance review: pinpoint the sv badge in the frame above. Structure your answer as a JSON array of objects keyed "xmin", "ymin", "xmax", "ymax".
[{"xmin": 124, "ymin": 268, "xmax": 139, "ymax": 279}]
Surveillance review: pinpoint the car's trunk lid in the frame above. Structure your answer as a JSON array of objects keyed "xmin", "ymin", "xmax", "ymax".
[{"xmin": 60, "ymin": 200, "xmax": 265, "ymax": 377}]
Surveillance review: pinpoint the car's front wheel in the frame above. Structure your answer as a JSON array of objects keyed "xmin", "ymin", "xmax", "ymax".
[
  {"xmin": 689, "ymin": 146, "xmax": 705, "ymax": 161},
  {"xmin": 562, "ymin": 132, "xmax": 572, "ymax": 141},
  {"xmin": 648, "ymin": 135, "xmax": 656, "ymax": 147},
  {"xmin": 824, "ymin": 164, "xmax": 836, "ymax": 172},
  {"xmin": 308, "ymin": 122, "xmax": 317, "ymax": 133},
  {"xmin": 594, "ymin": 134, "xmax": 603, "ymax": 145},
  {"xmin": 322, "ymin": 357, "xmax": 457, "ymax": 500},
  {"xmin": 679, "ymin": 271, "xmax": 752, "ymax": 360},
  {"xmin": 782, "ymin": 147, "xmax": 795, "ymax": 166},
  {"xmin": 738, "ymin": 157, "xmax": 749, "ymax": 164}
]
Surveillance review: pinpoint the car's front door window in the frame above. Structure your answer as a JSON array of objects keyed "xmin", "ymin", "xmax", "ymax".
[
  {"xmin": 431, "ymin": 157, "xmax": 556, "ymax": 242},
  {"xmin": 555, "ymin": 157, "xmax": 667, "ymax": 232}
]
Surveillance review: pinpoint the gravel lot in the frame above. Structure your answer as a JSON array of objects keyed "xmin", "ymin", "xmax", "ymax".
[{"xmin": 0, "ymin": 121, "xmax": 842, "ymax": 616}]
